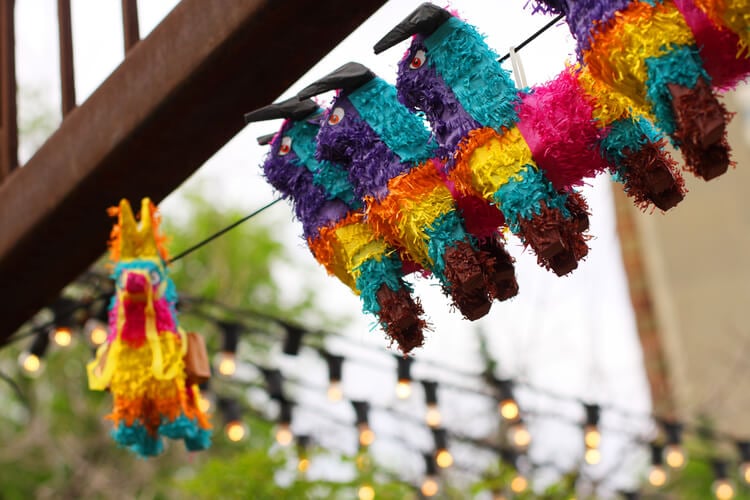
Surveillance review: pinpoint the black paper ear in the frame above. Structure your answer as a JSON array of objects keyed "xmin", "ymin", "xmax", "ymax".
[
  {"xmin": 256, "ymin": 133, "xmax": 276, "ymax": 146},
  {"xmin": 373, "ymin": 3, "xmax": 452, "ymax": 54},
  {"xmin": 297, "ymin": 62, "xmax": 376, "ymax": 100},
  {"xmin": 244, "ymin": 97, "xmax": 320, "ymax": 123}
]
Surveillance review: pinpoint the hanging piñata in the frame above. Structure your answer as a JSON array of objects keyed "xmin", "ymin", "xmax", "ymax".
[
  {"xmin": 299, "ymin": 63, "xmax": 519, "ymax": 320},
  {"xmin": 245, "ymin": 97, "xmax": 428, "ymax": 354},
  {"xmin": 530, "ymin": 0, "xmax": 733, "ymax": 181},
  {"xmin": 375, "ymin": 3, "xmax": 591, "ymax": 275},
  {"xmin": 87, "ymin": 198, "xmax": 212, "ymax": 457}
]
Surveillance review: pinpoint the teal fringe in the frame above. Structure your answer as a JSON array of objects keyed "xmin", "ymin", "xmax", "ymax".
[
  {"xmin": 494, "ymin": 166, "xmax": 569, "ymax": 233},
  {"xmin": 354, "ymin": 254, "xmax": 408, "ymax": 315},
  {"xmin": 112, "ymin": 421, "xmax": 164, "ymax": 457},
  {"xmin": 112, "ymin": 415, "xmax": 212, "ymax": 457},
  {"xmin": 424, "ymin": 209, "xmax": 471, "ymax": 283},
  {"xmin": 425, "ymin": 16, "xmax": 521, "ymax": 131},
  {"xmin": 602, "ymin": 116, "xmax": 661, "ymax": 165},
  {"xmin": 159, "ymin": 415, "xmax": 212, "ymax": 452},
  {"xmin": 645, "ymin": 44, "xmax": 709, "ymax": 136},
  {"xmin": 287, "ymin": 121, "xmax": 361, "ymax": 209},
  {"xmin": 349, "ymin": 78, "xmax": 437, "ymax": 164}
]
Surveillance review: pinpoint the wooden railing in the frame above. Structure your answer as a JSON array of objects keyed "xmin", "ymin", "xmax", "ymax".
[{"xmin": 0, "ymin": 0, "xmax": 142, "ymax": 183}]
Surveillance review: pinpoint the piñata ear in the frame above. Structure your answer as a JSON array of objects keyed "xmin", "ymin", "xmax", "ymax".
[
  {"xmin": 297, "ymin": 62, "xmax": 375, "ymax": 100},
  {"xmin": 244, "ymin": 97, "xmax": 319, "ymax": 123},
  {"xmin": 373, "ymin": 3, "xmax": 452, "ymax": 54},
  {"xmin": 256, "ymin": 133, "xmax": 276, "ymax": 146}
]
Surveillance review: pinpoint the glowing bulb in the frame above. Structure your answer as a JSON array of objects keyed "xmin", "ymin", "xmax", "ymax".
[
  {"xmin": 359, "ymin": 424, "xmax": 375, "ymax": 447},
  {"xmin": 198, "ymin": 395, "xmax": 212, "ymax": 413},
  {"xmin": 648, "ymin": 465, "xmax": 667, "ymax": 487},
  {"xmin": 425, "ymin": 404, "xmax": 442, "ymax": 428},
  {"xmin": 298, "ymin": 457, "xmax": 310, "ymax": 473},
  {"xmin": 217, "ymin": 353, "xmax": 237, "ymax": 376},
  {"xmin": 89, "ymin": 325, "xmax": 108, "ymax": 346},
  {"xmin": 740, "ymin": 462, "xmax": 750, "ymax": 484},
  {"xmin": 584, "ymin": 425, "xmax": 601, "ymax": 449},
  {"xmin": 356, "ymin": 452, "xmax": 371, "ymax": 471},
  {"xmin": 358, "ymin": 484, "xmax": 375, "ymax": 500},
  {"xmin": 509, "ymin": 423, "xmax": 531, "ymax": 450},
  {"xmin": 713, "ymin": 479, "xmax": 735, "ymax": 500},
  {"xmin": 585, "ymin": 448, "xmax": 601, "ymax": 465},
  {"xmin": 665, "ymin": 444, "xmax": 686, "ymax": 469},
  {"xmin": 499, "ymin": 399, "xmax": 519, "ymax": 421},
  {"xmin": 18, "ymin": 352, "xmax": 43, "ymax": 375},
  {"xmin": 395, "ymin": 380, "xmax": 412, "ymax": 399},
  {"xmin": 510, "ymin": 474, "xmax": 528, "ymax": 493},
  {"xmin": 327, "ymin": 380, "xmax": 343, "ymax": 401},
  {"xmin": 225, "ymin": 421, "xmax": 246, "ymax": 442},
  {"xmin": 275, "ymin": 424, "xmax": 293, "ymax": 446},
  {"xmin": 421, "ymin": 477, "xmax": 439, "ymax": 497},
  {"xmin": 436, "ymin": 449, "xmax": 453, "ymax": 468},
  {"xmin": 52, "ymin": 327, "xmax": 73, "ymax": 347}
]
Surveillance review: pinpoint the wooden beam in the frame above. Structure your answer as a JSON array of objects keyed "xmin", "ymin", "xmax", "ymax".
[
  {"xmin": 57, "ymin": 0, "xmax": 76, "ymax": 115},
  {"xmin": 121, "ymin": 0, "xmax": 139, "ymax": 53},
  {"xmin": 0, "ymin": 0, "xmax": 387, "ymax": 340},
  {"xmin": 0, "ymin": 0, "xmax": 18, "ymax": 179}
]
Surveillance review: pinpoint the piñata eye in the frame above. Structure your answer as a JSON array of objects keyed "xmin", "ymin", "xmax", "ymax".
[
  {"xmin": 329, "ymin": 107, "xmax": 345, "ymax": 125},
  {"xmin": 409, "ymin": 50, "xmax": 426, "ymax": 69},
  {"xmin": 278, "ymin": 136, "xmax": 292, "ymax": 156},
  {"xmin": 150, "ymin": 270, "xmax": 161, "ymax": 285}
]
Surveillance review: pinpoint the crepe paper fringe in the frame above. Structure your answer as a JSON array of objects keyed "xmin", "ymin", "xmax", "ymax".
[
  {"xmin": 424, "ymin": 17, "xmax": 521, "ymax": 131},
  {"xmin": 107, "ymin": 200, "xmax": 170, "ymax": 263},
  {"xmin": 396, "ymin": 38, "xmax": 483, "ymax": 158},
  {"xmin": 675, "ymin": 0, "xmax": 750, "ymax": 90},
  {"xmin": 454, "ymin": 194, "xmax": 506, "ymax": 240},
  {"xmin": 374, "ymin": 285, "xmax": 427, "ymax": 354},
  {"xmin": 285, "ymin": 120, "xmax": 361, "ymax": 209},
  {"xmin": 424, "ymin": 209, "xmax": 473, "ymax": 283},
  {"xmin": 476, "ymin": 237, "xmax": 519, "ymax": 302},
  {"xmin": 315, "ymin": 101, "xmax": 409, "ymax": 201},
  {"xmin": 348, "ymin": 77, "xmax": 437, "ymax": 165},
  {"xmin": 693, "ymin": 0, "xmax": 750, "ymax": 52},
  {"xmin": 355, "ymin": 253, "xmax": 411, "ymax": 315}
]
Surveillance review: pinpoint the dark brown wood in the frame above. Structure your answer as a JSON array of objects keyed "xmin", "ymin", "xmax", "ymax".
[
  {"xmin": 0, "ymin": 0, "xmax": 18, "ymax": 180},
  {"xmin": 57, "ymin": 0, "xmax": 75, "ymax": 115},
  {"xmin": 0, "ymin": 0, "xmax": 387, "ymax": 341},
  {"xmin": 121, "ymin": 0, "xmax": 140, "ymax": 52}
]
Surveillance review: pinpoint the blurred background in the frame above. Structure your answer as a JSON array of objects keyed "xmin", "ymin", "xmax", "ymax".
[{"xmin": 1, "ymin": 1, "xmax": 749, "ymax": 498}]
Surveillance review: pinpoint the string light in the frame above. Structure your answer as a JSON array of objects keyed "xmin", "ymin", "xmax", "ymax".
[
  {"xmin": 275, "ymin": 400, "xmax": 294, "ymax": 446},
  {"xmin": 395, "ymin": 355, "xmax": 413, "ymax": 400},
  {"xmin": 325, "ymin": 353, "xmax": 344, "ymax": 402},
  {"xmin": 353, "ymin": 401, "xmax": 375, "ymax": 447},
  {"xmin": 736, "ymin": 441, "xmax": 750, "ymax": 485},
  {"xmin": 218, "ymin": 397, "xmax": 246, "ymax": 442},
  {"xmin": 216, "ymin": 321, "xmax": 240, "ymax": 376},
  {"xmin": 84, "ymin": 318, "xmax": 108, "ymax": 346},
  {"xmin": 648, "ymin": 443, "xmax": 667, "ymax": 488},
  {"xmin": 495, "ymin": 379, "xmax": 520, "ymax": 422},
  {"xmin": 282, "ymin": 324, "xmax": 305, "ymax": 356},
  {"xmin": 357, "ymin": 484, "xmax": 375, "ymax": 500},
  {"xmin": 583, "ymin": 403, "xmax": 601, "ymax": 450},
  {"xmin": 421, "ymin": 453, "xmax": 440, "ymax": 497},
  {"xmin": 510, "ymin": 473, "xmax": 529, "ymax": 494},
  {"xmin": 262, "ymin": 368, "xmax": 285, "ymax": 401},
  {"xmin": 433, "ymin": 428, "xmax": 453, "ymax": 468},
  {"xmin": 296, "ymin": 435, "xmax": 311, "ymax": 473},
  {"xmin": 18, "ymin": 331, "xmax": 50, "ymax": 376},
  {"xmin": 197, "ymin": 382, "xmax": 213, "ymax": 413},
  {"xmin": 508, "ymin": 420, "xmax": 531, "ymax": 451},
  {"xmin": 663, "ymin": 421, "xmax": 686, "ymax": 470},
  {"xmin": 49, "ymin": 297, "xmax": 79, "ymax": 348},
  {"xmin": 422, "ymin": 381, "xmax": 441, "ymax": 428},
  {"xmin": 711, "ymin": 460, "xmax": 735, "ymax": 500},
  {"xmin": 584, "ymin": 448, "xmax": 601, "ymax": 465},
  {"xmin": 51, "ymin": 326, "xmax": 74, "ymax": 347}
]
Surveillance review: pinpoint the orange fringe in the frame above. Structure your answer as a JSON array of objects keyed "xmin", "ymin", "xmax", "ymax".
[
  {"xmin": 307, "ymin": 211, "xmax": 365, "ymax": 270},
  {"xmin": 450, "ymin": 127, "xmax": 502, "ymax": 198},
  {"xmin": 107, "ymin": 200, "xmax": 171, "ymax": 263}
]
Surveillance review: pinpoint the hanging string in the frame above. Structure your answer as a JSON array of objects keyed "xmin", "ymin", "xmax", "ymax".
[
  {"xmin": 167, "ymin": 197, "xmax": 282, "ymax": 264},
  {"xmin": 497, "ymin": 13, "xmax": 565, "ymax": 63}
]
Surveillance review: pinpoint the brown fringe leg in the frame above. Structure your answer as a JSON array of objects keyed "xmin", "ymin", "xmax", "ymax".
[
  {"xmin": 444, "ymin": 241, "xmax": 492, "ymax": 320},
  {"xmin": 376, "ymin": 285, "xmax": 426, "ymax": 354},
  {"xmin": 619, "ymin": 140, "xmax": 685, "ymax": 211},
  {"xmin": 476, "ymin": 236, "xmax": 519, "ymax": 302}
]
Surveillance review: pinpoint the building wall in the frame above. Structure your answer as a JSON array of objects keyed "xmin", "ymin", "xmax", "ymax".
[{"xmin": 625, "ymin": 84, "xmax": 750, "ymax": 434}]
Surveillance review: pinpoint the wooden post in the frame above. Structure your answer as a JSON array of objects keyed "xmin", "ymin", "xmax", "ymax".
[
  {"xmin": 121, "ymin": 0, "xmax": 140, "ymax": 53},
  {"xmin": 0, "ymin": 0, "xmax": 18, "ymax": 180},
  {"xmin": 57, "ymin": 0, "xmax": 75, "ymax": 115}
]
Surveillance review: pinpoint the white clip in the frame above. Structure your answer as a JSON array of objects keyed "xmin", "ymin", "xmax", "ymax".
[{"xmin": 509, "ymin": 46, "xmax": 528, "ymax": 89}]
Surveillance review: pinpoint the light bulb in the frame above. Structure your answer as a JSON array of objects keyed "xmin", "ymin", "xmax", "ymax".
[
  {"xmin": 510, "ymin": 474, "xmax": 528, "ymax": 493},
  {"xmin": 327, "ymin": 380, "xmax": 343, "ymax": 401},
  {"xmin": 421, "ymin": 476, "xmax": 439, "ymax": 497},
  {"xmin": 585, "ymin": 448, "xmax": 601, "ymax": 465},
  {"xmin": 509, "ymin": 422, "xmax": 531, "ymax": 450},
  {"xmin": 425, "ymin": 404, "xmax": 442, "ymax": 428},
  {"xmin": 358, "ymin": 484, "xmax": 375, "ymax": 500},
  {"xmin": 499, "ymin": 399, "xmax": 519, "ymax": 421},
  {"xmin": 356, "ymin": 452, "xmax": 371, "ymax": 471},
  {"xmin": 584, "ymin": 425, "xmax": 601, "ymax": 449},
  {"xmin": 198, "ymin": 394, "xmax": 212, "ymax": 413},
  {"xmin": 359, "ymin": 424, "xmax": 375, "ymax": 447},
  {"xmin": 395, "ymin": 380, "xmax": 412, "ymax": 399},
  {"xmin": 52, "ymin": 327, "xmax": 73, "ymax": 347},
  {"xmin": 740, "ymin": 462, "xmax": 750, "ymax": 484},
  {"xmin": 298, "ymin": 457, "xmax": 310, "ymax": 473},
  {"xmin": 276, "ymin": 423, "xmax": 293, "ymax": 446},
  {"xmin": 225, "ymin": 421, "xmax": 246, "ymax": 442},
  {"xmin": 712, "ymin": 479, "xmax": 735, "ymax": 500},
  {"xmin": 436, "ymin": 449, "xmax": 453, "ymax": 468},
  {"xmin": 648, "ymin": 465, "xmax": 667, "ymax": 487},
  {"xmin": 665, "ymin": 444, "xmax": 686, "ymax": 469},
  {"xmin": 217, "ymin": 352, "xmax": 237, "ymax": 376},
  {"xmin": 89, "ymin": 325, "xmax": 108, "ymax": 346},
  {"xmin": 18, "ymin": 352, "xmax": 43, "ymax": 375}
]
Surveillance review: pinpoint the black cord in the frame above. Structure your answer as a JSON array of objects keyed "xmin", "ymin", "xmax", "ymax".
[{"xmin": 498, "ymin": 13, "xmax": 565, "ymax": 63}]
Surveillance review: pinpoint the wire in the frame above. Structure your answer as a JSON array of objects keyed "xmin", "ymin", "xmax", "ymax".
[
  {"xmin": 167, "ymin": 197, "xmax": 283, "ymax": 264},
  {"xmin": 497, "ymin": 13, "xmax": 565, "ymax": 63}
]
